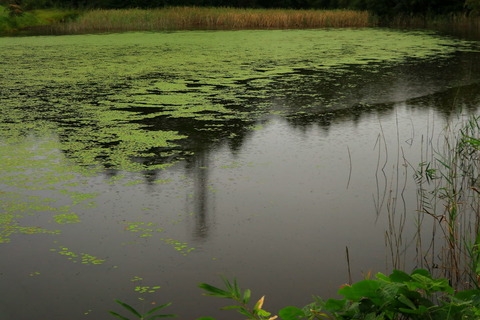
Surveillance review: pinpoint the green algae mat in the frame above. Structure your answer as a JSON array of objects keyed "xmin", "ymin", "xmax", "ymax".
[
  {"xmin": 0, "ymin": 28, "xmax": 472, "ymax": 239},
  {"xmin": 0, "ymin": 29, "xmax": 469, "ymax": 171},
  {"xmin": 0, "ymin": 28, "xmax": 473, "ymax": 252}
]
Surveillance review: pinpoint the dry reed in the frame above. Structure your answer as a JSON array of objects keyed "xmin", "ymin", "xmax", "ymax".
[{"xmin": 46, "ymin": 7, "xmax": 372, "ymax": 34}]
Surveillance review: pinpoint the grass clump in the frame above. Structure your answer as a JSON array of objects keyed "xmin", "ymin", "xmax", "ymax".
[
  {"xmin": 382, "ymin": 114, "xmax": 480, "ymax": 292},
  {"xmin": 413, "ymin": 116, "xmax": 480, "ymax": 290}
]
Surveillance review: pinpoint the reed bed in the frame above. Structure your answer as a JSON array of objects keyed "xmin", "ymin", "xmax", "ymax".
[
  {"xmin": 382, "ymin": 115, "xmax": 480, "ymax": 290},
  {"xmin": 388, "ymin": 13, "xmax": 480, "ymax": 37},
  {"xmin": 47, "ymin": 7, "xmax": 371, "ymax": 34},
  {"xmin": 414, "ymin": 116, "xmax": 480, "ymax": 290}
]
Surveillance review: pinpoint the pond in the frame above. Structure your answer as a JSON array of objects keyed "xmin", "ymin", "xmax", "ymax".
[{"xmin": 1, "ymin": 28, "xmax": 480, "ymax": 319}]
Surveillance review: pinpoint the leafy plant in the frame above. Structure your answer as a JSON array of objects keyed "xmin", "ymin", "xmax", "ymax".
[
  {"xmin": 198, "ymin": 277, "xmax": 278, "ymax": 320},
  {"xmin": 198, "ymin": 270, "xmax": 480, "ymax": 320},
  {"xmin": 282, "ymin": 269, "xmax": 480, "ymax": 320},
  {"xmin": 109, "ymin": 299, "xmax": 177, "ymax": 320}
]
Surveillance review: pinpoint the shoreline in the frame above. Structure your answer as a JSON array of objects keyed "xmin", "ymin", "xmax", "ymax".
[{"xmin": 2, "ymin": 7, "xmax": 480, "ymax": 36}]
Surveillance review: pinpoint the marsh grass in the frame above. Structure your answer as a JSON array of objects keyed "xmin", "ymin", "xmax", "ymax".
[
  {"xmin": 45, "ymin": 7, "xmax": 371, "ymax": 34},
  {"xmin": 383, "ymin": 115, "xmax": 480, "ymax": 290},
  {"xmin": 415, "ymin": 116, "xmax": 480, "ymax": 289}
]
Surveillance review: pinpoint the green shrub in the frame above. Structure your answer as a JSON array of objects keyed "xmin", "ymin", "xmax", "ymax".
[
  {"xmin": 195, "ymin": 269, "xmax": 480, "ymax": 319},
  {"xmin": 0, "ymin": 5, "xmax": 40, "ymax": 31}
]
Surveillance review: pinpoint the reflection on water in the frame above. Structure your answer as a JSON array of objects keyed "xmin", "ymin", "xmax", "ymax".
[{"xmin": 0, "ymin": 30, "xmax": 479, "ymax": 319}]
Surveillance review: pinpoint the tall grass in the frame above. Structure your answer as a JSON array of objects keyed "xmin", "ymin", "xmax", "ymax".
[
  {"xmin": 46, "ymin": 7, "xmax": 372, "ymax": 34},
  {"xmin": 382, "ymin": 115, "xmax": 480, "ymax": 290},
  {"xmin": 414, "ymin": 116, "xmax": 480, "ymax": 290}
]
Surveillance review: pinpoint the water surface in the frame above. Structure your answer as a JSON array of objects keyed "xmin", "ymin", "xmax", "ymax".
[{"xmin": 1, "ymin": 29, "xmax": 480, "ymax": 319}]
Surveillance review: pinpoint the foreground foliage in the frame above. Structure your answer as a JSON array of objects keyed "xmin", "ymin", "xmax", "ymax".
[
  {"xmin": 111, "ymin": 269, "xmax": 480, "ymax": 319},
  {"xmin": 109, "ymin": 299, "xmax": 177, "ymax": 320},
  {"xmin": 197, "ymin": 269, "xmax": 480, "ymax": 319}
]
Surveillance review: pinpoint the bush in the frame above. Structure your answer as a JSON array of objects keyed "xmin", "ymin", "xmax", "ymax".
[{"xmin": 195, "ymin": 269, "xmax": 480, "ymax": 319}]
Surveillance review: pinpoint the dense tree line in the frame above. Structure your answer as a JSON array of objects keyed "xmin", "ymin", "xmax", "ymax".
[{"xmin": 2, "ymin": 0, "xmax": 479, "ymax": 16}]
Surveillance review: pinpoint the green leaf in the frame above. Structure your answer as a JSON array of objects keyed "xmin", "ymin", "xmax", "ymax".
[
  {"xmin": 389, "ymin": 270, "xmax": 412, "ymax": 283},
  {"xmin": 109, "ymin": 311, "xmax": 132, "ymax": 320},
  {"xmin": 147, "ymin": 315, "xmax": 178, "ymax": 319},
  {"xmin": 399, "ymin": 305, "xmax": 429, "ymax": 315},
  {"xmin": 232, "ymin": 278, "xmax": 241, "ymax": 298},
  {"xmin": 198, "ymin": 283, "xmax": 230, "ymax": 297},
  {"xmin": 455, "ymin": 289, "xmax": 480, "ymax": 301},
  {"xmin": 220, "ymin": 305, "xmax": 243, "ymax": 310},
  {"xmin": 375, "ymin": 273, "xmax": 390, "ymax": 282},
  {"xmin": 243, "ymin": 288, "xmax": 251, "ymax": 304},
  {"xmin": 465, "ymin": 138, "xmax": 480, "ymax": 146},
  {"xmin": 397, "ymin": 294, "xmax": 416, "ymax": 309},
  {"xmin": 115, "ymin": 300, "xmax": 142, "ymax": 318},
  {"xmin": 338, "ymin": 280, "xmax": 381, "ymax": 301},
  {"xmin": 256, "ymin": 309, "xmax": 271, "ymax": 317},
  {"xmin": 324, "ymin": 298, "xmax": 348, "ymax": 312},
  {"xmin": 144, "ymin": 303, "xmax": 173, "ymax": 317},
  {"xmin": 278, "ymin": 306, "xmax": 305, "ymax": 320},
  {"xmin": 411, "ymin": 269, "xmax": 433, "ymax": 279},
  {"xmin": 238, "ymin": 308, "xmax": 254, "ymax": 317}
]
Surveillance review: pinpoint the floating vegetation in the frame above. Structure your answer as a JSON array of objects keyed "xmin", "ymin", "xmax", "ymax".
[
  {"xmin": 50, "ymin": 246, "xmax": 106, "ymax": 265},
  {"xmin": 160, "ymin": 238, "xmax": 195, "ymax": 256},
  {"xmin": 134, "ymin": 285, "xmax": 162, "ymax": 294},
  {"xmin": 129, "ymin": 276, "xmax": 162, "ymax": 298},
  {"xmin": 0, "ymin": 29, "xmax": 472, "ymax": 176},
  {"xmin": 53, "ymin": 213, "xmax": 80, "ymax": 225},
  {"xmin": 123, "ymin": 221, "xmax": 194, "ymax": 255},
  {"xmin": 124, "ymin": 222, "xmax": 164, "ymax": 238},
  {"xmin": 0, "ymin": 137, "xmax": 100, "ymax": 242}
]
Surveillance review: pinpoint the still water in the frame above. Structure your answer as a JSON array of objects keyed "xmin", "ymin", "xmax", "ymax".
[{"xmin": 1, "ymin": 29, "xmax": 480, "ymax": 319}]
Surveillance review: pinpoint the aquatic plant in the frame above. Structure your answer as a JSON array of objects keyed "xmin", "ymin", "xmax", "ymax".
[
  {"xmin": 109, "ymin": 299, "xmax": 177, "ymax": 320},
  {"xmin": 381, "ymin": 114, "xmax": 480, "ymax": 291},
  {"xmin": 413, "ymin": 115, "xmax": 480, "ymax": 289}
]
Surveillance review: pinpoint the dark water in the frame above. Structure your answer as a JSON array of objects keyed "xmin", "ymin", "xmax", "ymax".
[{"xmin": 0, "ymin": 29, "xmax": 480, "ymax": 319}]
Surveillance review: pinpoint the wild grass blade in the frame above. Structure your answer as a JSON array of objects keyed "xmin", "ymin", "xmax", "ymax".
[
  {"xmin": 115, "ymin": 300, "xmax": 142, "ymax": 318},
  {"xmin": 198, "ymin": 283, "xmax": 230, "ymax": 297},
  {"xmin": 109, "ymin": 310, "xmax": 132, "ymax": 320},
  {"xmin": 147, "ymin": 315, "xmax": 178, "ymax": 319},
  {"xmin": 144, "ymin": 303, "xmax": 173, "ymax": 316}
]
